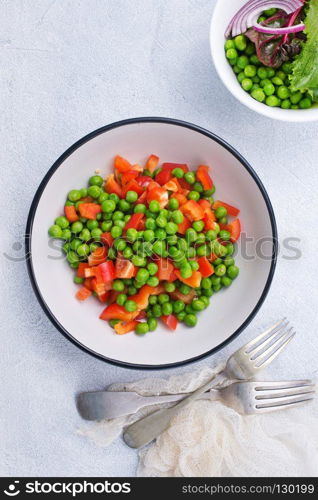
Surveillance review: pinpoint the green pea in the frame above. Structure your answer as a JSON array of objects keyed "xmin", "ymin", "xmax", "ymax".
[
  {"xmin": 113, "ymin": 279, "xmax": 125, "ymax": 292},
  {"xmin": 48, "ymin": 224, "xmax": 63, "ymax": 238},
  {"xmin": 107, "ymin": 247, "xmax": 116, "ymax": 259},
  {"xmin": 257, "ymin": 67, "xmax": 268, "ymax": 80},
  {"xmin": 163, "ymin": 282, "xmax": 175, "ymax": 293},
  {"xmin": 250, "ymin": 54, "xmax": 261, "ymax": 66},
  {"xmin": 227, "ymin": 265, "xmax": 239, "ymax": 279},
  {"xmin": 74, "ymin": 276, "xmax": 84, "ymax": 284},
  {"xmin": 226, "ymin": 243, "xmax": 234, "ymax": 255},
  {"xmin": 177, "ymin": 285, "xmax": 190, "ymax": 296},
  {"xmin": 237, "ymin": 55, "xmax": 249, "ymax": 69},
  {"xmin": 201, "ymin": 278, "xmax": 212, "ymax": 289},
  {"xmin": 132, "ymin": 255, "xmax": 146, "ymax": 267},
  {"xmin": 281, "ymin": 99, "xmax": 291, "ymax": 109},
  {"xmin": 202, "ymin": 288, "xmax": 213, "ymax": 297},
  {"xmin": 234, "ymin": 34, "xmax": 247, "ymax": 51},
  {"xmin": 89, "ymin": 175, "xmax": 103, "ymax": 187},
  {"xmin": 90, "ymin": 228, "xmax": 102, "ymax": 240},
  {"xmin": 237, "ymin": 72, "xmax": 245, "ymax": 84},
  {"xmin": 149, "ymin": 295, "xmax": 158, "ymax": 305},
  {"xmin": 149, "ymin": 200, "xmax": 160, "ymax": 213},
  {"xmin": 157, "ymin": 293, "xmax": 169, "ymax": 305},
  {"xmin": 78, "ymin": 228, "xmax": 90, "ymax": 241},
  {"xmin": 282, "ymin": 62, "xmax": 293, "ymax": 74},
  {"xmin": 171, "ymin": 210, "xmax": 183, "ymax": 224},
  {"xmin": 193, "ymin": 181, "xmax": 203, "ymax": 193},
  {"xmin": 71, "ymin": 221, "xmax": 83, "ymax": 234},
  {"xmin": 60, "ymin": 229, "xmax": 71, "ymax": 240},
  {"xmin": 145, "ymin": 262, "xmax": 157, "ymax": 276},
  {"xmin": 102, "ymin": 200, "xmax": 116, "ymax": 213},
  {"xmin": 125, "ymin": 228, "xmax": 137, "ymax": 243},
  {"xmin": 215, "ymin": 264, "xmax": 226, "ymax": 277},
  {"xmin": 132, "ymin": 204, "xmax": 145, "ymax": 214},
  {"xmin": 128, "ymin": 285, "xmax": 137, "ymax": 295},
  {"xmin": 221, "ymin": 276, "xmax": 232, "ymax": 287},
  {"xmin": 196, "ymin": 245, "xmax": 207, "ymax": 257},
  {"xmin": 244, "ymin": 65, "xmax": 257, "ymax": 78},
  {"xmin": 126, "ymin": 190, "xmax": 138, "ymax": 203},
  {"xmin": 299, "ymin": 97, "xmax": 312, "ymax": 109},
  {"xmin": 172, "ymin": 167, "xmax": 184, "ymax": 178},
  {"xmin": 55, "ymin": 216, "xmax": 69, "ymax": 229},
  {"xmin": 225, "ymin": 39, "xmax": 235, "ymax": 50},
  {"xmin": 177, "ymin": 311, "xmax": 186, "ymax": 321},
  {"xmin": 161, "ymin": 302, "xmax": 173, "ymax": 315},
  {"xmin": 215, "ymin": 206, "xmax": 227, "ymax": 219},
  {"xmin": 263, "ymin": 83, "xmax": 275, "ymax": 96},
  {"xmin": 67, "ymin": 250, "xmax": 79, "ymax": 264},
  {"xmin": 186, "ymin": 228, "xmax": 197, "ymax": 244},
  {"xmin": 62, "ymin": 242, "xmax": 70, "ymax": 253},
  {"xmin": 245, "ymin": 42, "xmax": 255, "ymax": 55},
  {"xmin": 152, "ymin": 304, "xmax": 162, "ymax": 318},
  {"xmin": 290, "ymin": 92, "xmax": 302, "ymax": 104},
  {"xmin": 87, "ymin": 185, "xmax": 101, "ymax": 199},
  {"xmin": 272, "ymin": 76, "xmax": 284, "ymax": 86},
  {"xmin": 135, "ymin": 322, "xmax": 149, "ymax": 335},
  {"xmin": 184, "ymin": 313, "xmax": 197, "ymax": 327},
  {"xmin": 241, "ymin": 78, "xmax": 253, "ymax": 91},
  {"xmin": 219, "ymin": 230, "xmax": 231, "ymax": 241},
  {"xmin": 191, "ymin": 220, "xmax": 203, "ymax": 232},
  {"xmin": 191, "ymin": 299, "xmax": 205, "ymax": 311},
  {"xmin": 165, "ymin": 222, "xmax": 178, "ymax": 235},
  {"xmin": 251, "ymin": 88, "xmax": 265, "ymax": 102},
  {"xmin": 99, "ymin": 192, "xmax": 109, "ymax": 204},
  {"xmin": 226, "ymin": 48, "xmax": 238, "ymax": 60},
  {"xmin": 152, "ymin": 240, "xmax": 166, "ymax": 256},
  {"xmin": 122, "ymin": 247, "xmax": 132, "ymax": 259},
  {"xmin": 277, "ymin": 86, "xmax": 290, "ymax": 100},
  {"xmin": 113, "ymin": 211, "xmax": 124, "ymax": 221},
  {"xmin": 114, "ymin": 239, "xmax": 126, "ymax": 252},
  {"xmin": 190, "ymin": 260, "xmax": 199, "ymax": 271},
  {"xmin": 223, "ymin": 257, "xmax": 235, "ymax": 267},
  {"xmin": 148, "ymin": 317, "xmax": 158, "ymax": 331},
  {"xmin": 180, "ymin": 263, "xmax": 192, "ymax": 279},
  {"xmin": 136, "ymin": 268, "xmax": 149, "ymax": 283},
  {"xmin": 68, "ymin": 189, "xmax": 81, "ymax": 202},
  {"xmin": 167, "ymin": 235, "xmax": 178, "ymax": 246},
  {"xmin": 116, "ymin": 293, "xmax": 127, "ymax": 306},
  {"xmin": 184, "ymin": 171, "xmax": 196, "ymax": 184},
  {"xmin": 266, "ymin": 95, "xmax": 280, "ymax": 107},
  {"xmin": 168, "ymin": 198, "xmax": 179, "ymax": 211},
  {"xmin": 147, "ymin": 276, "xmax": 159, "ymax": 287},
  {"xmin": 188, "ymin": 191, "xmax": 200, "ymax": 201}
]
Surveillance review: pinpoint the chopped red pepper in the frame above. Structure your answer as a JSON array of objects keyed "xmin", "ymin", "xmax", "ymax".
[
  {"xmin": 100, "ymin": 304, "xmax": 137, "ymax": 322},
  {"xmin": 203, "ymin": 209, "xmax": 217, "ymax": 231},
  {"xmin": 114, "ymin": 155, "xmax": 132, "ymax": 173},
  {"xmin": 98, "ymin": 260, "xmax": 116, "ymax": 282},
  {"xmin": 136, "ymin": 190, "xmax": 147, "ymax": 204},
  {"xmin": 78, "ymin": 203, "xmax": 101, "ymax": 220},
  {"xmin": 156, "ymin": 258, "xmax": 174, "ymax": 281},
  {"xmin": 121, "ymin": 170, "xmax": 139, "ymax": 185},
  {"xmin": 114, "ymin": 320, "xmax": 138, "ymax": 335},
  {"xmin": 196, "ymin": 165, "xmax": 213, "ymax": 190},
  {"xmin": 171, "ymin": 193, "xmax": 188, "ymax": 206},
  {"xmin": 88, "ymin": 246, "xmax": 108, "ymax": 266},
  {"xmin": 115, "ymin": 257, "xmax": 136, "ymax": 278},
  {"xmin": 105, "ymin": 174, "xmax": 123, "ymax": 198},
  {"xmin": 180, "ymin": 200, "xmax": 204, "ymax": 221},
  {"xmin": 147, "ymin": 185, "xmax": 168, "ymax": 208},
  {"xmin": 161, "ymin": 163, "xmax": 189, "ymax": 172},
  {"xmin": 163, "ymin": 177, "xmax": 182, "ymax": 192},
  {"xmin": 213, "ymin": 201, "xmax": 240, "ymax": 217},
  {"xmin": 101, "ymin": 232, "xmax": 114, "ymax": 247},
  {"xmin": 135, "ymin": 175, "xmax": 152, "ymax": 188},
  {"xmin": 77, "ymin": 263, "xmax": 90, "ymax": 278},
  {"xmin": 197, "ymin": 256, "xmax": 215, "ymax": 277},
  {"xmin": 124, "ymin": 213, "xmax": 144, "ymax": 231},
  {"xmin": 175, "ymin": 269, "xmax": 202, "ymax": 288},
  {"xmin": 122, "ymin": 179, "xmax": 144, "ymax": 197},
  {"xmin": 170, "ymin": 289, "xmax": 196, "ymax": 304},
  {"xmin": 145, "ymin": 154, "xmax": 159, "ymax": 172},
  {"xmin": 75, "ymin": 287, "xmax": 92, "ymax": 301},
  {"xmin": 222, "ymin": 219, "xmax": 241, "ymax": 242},
  {"xmin": 83, "ymin": 278, "xmax": 95, "ymax": 291},
  {"xmin": 129, "ymin": 284, "xmax": 163, "ymax": 311},
  {"xmin": 177, "ymin": 216, "xmax": 191, "ymax": 235},
  {"xmin": 64, "ymin": 205, "xmax": 79, "ymax": 222},
  {"xmin": 161, "ymin": 314, "xmax": 178, "ymax": 330}
]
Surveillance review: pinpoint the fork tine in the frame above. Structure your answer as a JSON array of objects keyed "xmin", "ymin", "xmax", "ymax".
[
  {"xmin": 254, "ymin": 380, "xmax": 313, "ymax": 391},
  {"xmin": 248, "ymin": 323, "xmax": 292, "ymax": 359},
  {"xmin": 256, "ymin": 393, "xmax": 315, "ymax": 410},
  {"xmin": 254, "ymin": 330, "xmax": 296, "ymax": 369},
  {"xmin": 255, "ymin": 385, "xmax": 316, "ymax": 400},
  {"xmin": 244, "ymin": 318, "xmax": 287, "ymax": 353}
]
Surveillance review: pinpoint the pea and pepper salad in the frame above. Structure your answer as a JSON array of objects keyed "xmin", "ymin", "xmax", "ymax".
[
  {"xmin": 225, "ymin": 0, "xmax": 318, "ymax": 109},
  {"xmin": 48, "ymin": 154, "xmax": 241, "ymax": 336}
]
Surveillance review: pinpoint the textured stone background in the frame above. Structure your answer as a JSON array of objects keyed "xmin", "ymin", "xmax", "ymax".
[{"xmin": 1, "ymin": 0, "xmax": 318, "ymax": 476}]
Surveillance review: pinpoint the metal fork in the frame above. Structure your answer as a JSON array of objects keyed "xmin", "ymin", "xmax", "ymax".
[
  {"xmin": 78, "ymin": 380, "xmax": 315, "ymax": 420},
  {"xmin": 123, "ymin": 318, "xmax": 295, "ymax": 448}
]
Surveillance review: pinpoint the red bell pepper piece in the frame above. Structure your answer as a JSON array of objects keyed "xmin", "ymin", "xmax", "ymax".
[
  {"xmin": 161, "ymin": 163, "xmax": 189, "ymax": 172},
  {"xmin": 100, "ymin": 304, "xmax": 137, "ymax": 322},
  {"xmin": 101, "ymin": 232, "xmax": 114, "ymax": 247},
  {"xmin": 114, "ymin": 320, "xmax": 138, "ymax": 335},
  {"xmin": 108, "ymin": 290, "xmax": 120, "ymax": 304},
  {"xmin": 105, "ymin": 174, "xmax": 123, "ymax": 198},
  {"xmin": 145, "ymin": 154, "xmax": 159, "ymax": 172},
  {"xmin": 121, "ymin": 170, "xmax": 139, "ymax": 185},
  {"xmin": 155, "ymin": 258, "xmax": 174, "ymax": 281},
  {"xmin": 135, "ymin": 310, "xmax": 147, "ymax": 321},
  {"xmin": 77, "ymin": 263, "xmax": 90, "ymax": 278},
  {"xmin": 170, "ymin": 289, "xmax": 196, "ymax": 304},
  {"xmin": 78, "ymin": 203, "xmax": 101, "ymax": 220},
  {"xmin": 154, "ymin": 168, "xmax": 172, "ymax": 186},
  {"xmin": 97, "ymin": 291, "xmax": 110, "ymax": 303},
  {"xmin": 168, "ymin": 269, "xmax": 178, "ymax": 282},
  {"xmin": 64, "ymin": 205, "xmax": 79, "ymax": 222},
  {"xmin": 178, "ymin": 177, "xmax": 192, "ymax": 191},
  {"xmin": 135, "ymin": 175, "xmax": 152, "ymax": 188},
  {"xmin": 197, "ymin": 256, "xmax": 215, "ymax": 277},
  {"xmin": 222, "ymin": 219, "xmax": 241, "ymax": 242},
  {"xmin": 136, "ymin": 191, "xmax": 147, "ymax": 204},
  {"xmin": 122, "ymin": 179, "xmax": 144, "ymax": 197},
  {"xmin": 203, "ymin": 209, "xmax": 217, "ymax": 231},
  {"xmin": 80, "ymin": 196, "xmax": 93, "ymax": 203},
  {"xmin": 171, "ymin": 193, "xmax": 188, "ymax": 206},
  {"xmin": 175, "ymin": 270, "xmax": 202, "ymax": 288},
  {"xmin": 83, "ymin": 278, "xmax": 95, "ymax": 291},
  {"xmin": 75, "ymin": 287, "xmax": 92, "ymax": 301},
  {"xmin": 147, "ymin": 185, "xmax": 168, "ymax": 208},
  {"xmin": 129, "ymin": 284, "xmax": 163, "ymax": 311},
  {"xmin": 213, "ymin": 201, "xmax": 240, "ymax": 217},
  {"xmin": 115, "ymin": 257, "xmax": 136, "ymax": 278},
  {"xmin": 124, "ymin": 213, "xmax": 144, "ymax": 231},
  {"xmin": 161, "ymin": 314, "xmax": 178, "ymax": 331},
  {"xmin": 88, "ymin": 246, "xmax": 108, "ymax": 266},
  {"xmin": 163, "ymin": 177, "xmax": 182, "ymax": 192},
  {"xmin": 98, "ymin": 261, "xmax": 115, "ymax": 282},
  {"xmin": 177, "ymin": 216, "xmax": 191, "ymax": 235},
  {"xmin": 114, "ymin": 155, "xmax": 132, "ymax": 173},
  {"xmin": 180, "ymin": 200, "xmax": 204, "ymax": 221},
  {"xmin": 196, "ymin": 165, "xmax": 213, "ymax": 190}
]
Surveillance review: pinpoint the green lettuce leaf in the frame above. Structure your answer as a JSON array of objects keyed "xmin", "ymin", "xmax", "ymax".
[{"xmin": 290, "ymin": 0, "xmax": 318, "ymax": 101}]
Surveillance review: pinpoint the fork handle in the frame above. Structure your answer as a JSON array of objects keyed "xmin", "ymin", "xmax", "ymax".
[{"xmin": 123, "ymin": 371, "xmax": 229, "ymax": 449}]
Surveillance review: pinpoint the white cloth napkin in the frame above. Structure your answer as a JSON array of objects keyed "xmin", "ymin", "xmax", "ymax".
[{"xmin": 79, "ymin": 366, "xmax": 318, "ymax": 477}]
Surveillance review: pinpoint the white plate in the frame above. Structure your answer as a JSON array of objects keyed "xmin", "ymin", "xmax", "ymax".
[
  {"xmin": 210, "ymin": 0, "xmax": 318, "ymax": 122},
  {"xmin": 26, "ymin": 118, "xmax": 277, "ymax": 369}
]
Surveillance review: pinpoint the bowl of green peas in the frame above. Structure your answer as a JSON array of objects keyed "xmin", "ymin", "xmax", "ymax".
[
  {"xmin": 210, "ymin": 0, "xmax": 318, "ymax": 122},
  {"xmin": 26, "ymin": 117, "xmax": 277, "ymax": 369}
]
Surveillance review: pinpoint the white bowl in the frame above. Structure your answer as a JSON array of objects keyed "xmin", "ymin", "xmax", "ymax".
[
  {"xmin": 210, "ymin": 0, "xmax": 318, "ymax": 122},
  {"xmin": 26, "ymin": 118, "xmax": 277, "ymax": 369}
]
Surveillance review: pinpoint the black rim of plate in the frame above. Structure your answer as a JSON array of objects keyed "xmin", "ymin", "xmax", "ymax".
[{"xmin": 26, "ymin": 117, "xmax": 278, "ymax": 370}]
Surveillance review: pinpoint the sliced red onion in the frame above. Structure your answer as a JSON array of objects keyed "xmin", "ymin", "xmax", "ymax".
[
  {"xmin": 253, "ymin": 22, "xmax": 305, "ymax": 34},
  {"xmin": 225, "ymin": 0, "xmax": 304, "ymax": 38}
]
